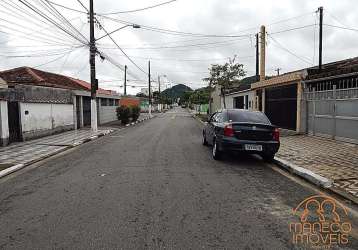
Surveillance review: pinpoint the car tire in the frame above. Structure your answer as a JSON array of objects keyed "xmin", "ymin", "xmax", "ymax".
[
  {"xmin": 262, "ymin": 153, "xmax": 275, "ymax": 163},
  {"xmin": 202, "ymin": 132, "xmax": 208, "ymax": 146},
  {"xmin": 212, "ymin": 138, "xmax": 222, "ymax": 160}
]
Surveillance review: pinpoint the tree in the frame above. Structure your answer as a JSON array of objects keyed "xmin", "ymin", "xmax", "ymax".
[{"xmin": 203, "ymin": 56, "xmax": 246, "ymax": 108}]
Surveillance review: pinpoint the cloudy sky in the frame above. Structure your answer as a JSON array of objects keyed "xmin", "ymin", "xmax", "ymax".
[{"xmin": 0, "ymin": 0, "xmax": 357, "ymax": 95}]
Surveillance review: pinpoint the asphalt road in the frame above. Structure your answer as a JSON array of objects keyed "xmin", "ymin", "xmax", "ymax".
[{"xmin": 1, "ymin": 108, "xmax": 358, "ymax": 249}]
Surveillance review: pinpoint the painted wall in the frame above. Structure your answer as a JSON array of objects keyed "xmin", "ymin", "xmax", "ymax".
[
  {"xmin": 0, "ymin": 100, "xmax": 9, "ymax": 145},
  {"xmin": 20, "ymin": 103, "xmax": 74, "ymax": 140},
  {"xmin": 226, "ymin": 91, "xmax": 255, "ymax": 110},
  {"xmin": 99, "ymin": 106, "xmax": 118, "ymax": 124}
]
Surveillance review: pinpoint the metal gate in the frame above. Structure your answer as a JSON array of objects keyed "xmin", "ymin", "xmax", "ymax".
[
  {"xmin": 265, "ymin": 84, "xmax": 297, "ymax": 130},
  {"xmin": 83, "ymin": 97, "xmax": 91, "ymax": 126},
  {"xmin": 305, "ymin": 76, "xmax": 358, "ymax": 144},
  {"xmin": 7, "ymin": 102, "xmax": 21, "ymax": 143}
]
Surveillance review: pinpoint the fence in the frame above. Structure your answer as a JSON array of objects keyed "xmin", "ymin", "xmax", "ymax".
[{"xmin": 305, "ymin": 76, "xmax": 358, "ymax": 144}]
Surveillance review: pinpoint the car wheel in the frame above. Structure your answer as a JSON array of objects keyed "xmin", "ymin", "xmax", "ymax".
[
  {"xmin": 212, "ymin": 138, "xmax": 222, "ymax": 160},
  {"xmin": 262, "ymin": 153, "xmax": 275, "ymax": 163},
  {"xmin": 202, "ymin": 132, "xmax": 208, "ymax": 146}
]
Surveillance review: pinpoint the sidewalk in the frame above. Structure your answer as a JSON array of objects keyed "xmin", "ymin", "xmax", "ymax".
[
  {"xmin": 276, "ymin": 135, "xmax": 358, "ymax": 202},
  {"xmin": 0, "ymin": 114, "xmax": 155, "ymax": 178},
  {"xmin": 0, "ymin": 128, "xmax": 113, "ymax": 176}
]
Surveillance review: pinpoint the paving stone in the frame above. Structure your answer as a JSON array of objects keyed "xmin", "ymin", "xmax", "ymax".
[{"xmin": 277, "ymin": 135, "xmax": 358, "ymax": 198}]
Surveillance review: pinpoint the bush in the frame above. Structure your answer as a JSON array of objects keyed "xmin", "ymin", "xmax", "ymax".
[
  {"xmin": 131, "ymin": 105, "xmax": 141, "ymax": 121},
  {"xmin": 116, "ymin": 105, "xmax": 131, "ymax": 124}
]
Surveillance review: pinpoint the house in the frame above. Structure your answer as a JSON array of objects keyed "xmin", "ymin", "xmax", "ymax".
[
  {"xmin": 210, "ymin": 76, "xmax": 258, "ymax": 113},
  {"xmin": 303, "ymin": 57, "xmax": 358, "ymax": 143},
  {"xmin": 251, "ymin": 70, "xmax": 307, "ymax": 133},
  {"xmin": 225, "ymin": 76, "xmax": 258, "ymax": 111},
  {"xmin": 0, "ymin": 67, "xmax": 120, "ymax": 146}
]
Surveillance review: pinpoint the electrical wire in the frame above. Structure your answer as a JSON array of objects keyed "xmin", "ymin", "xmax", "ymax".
[
  {"xmin": 18, "ymin": 0, "xmax": 88, "ymax": 45},
  {"xmin": 99, "ymin": 16, "xmax": 253, "ymax": 38},
  {"xmin": 41, "ymin": 0, "xmax": 89, "ymax": 44},
  {"xmin": 268, "ymin": 24, "xmax": 317, "ymax": 35},
  {"xmin": 32, "ymin": 49, "xmax": 76, "ymax": 68},
  {"xmin": 100, "ymin": 0, "xmax": 177, "ymax": 15},
  {"xmin": 323, "ymin": 24, "xmax": 358, "ymax": 33},
  {"xmin": 267, "ymin": 34, "xmax": 313, "ymax": 65},
  {"xmin": 45, "ymin": 0, "xmax": 87, "ymax": 14}
]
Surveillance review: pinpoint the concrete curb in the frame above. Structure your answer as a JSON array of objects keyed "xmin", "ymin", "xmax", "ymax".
[
  {"xmin": 274, "ymin": 157, "xmax": 333, "ymax": 188},
  {"xmin": 192, "ymin": 114, "xmax": 206, "ymax": 125},
  {"xmin": 0, "ymin": 164, "xmax": 25, "ymax": 178}
]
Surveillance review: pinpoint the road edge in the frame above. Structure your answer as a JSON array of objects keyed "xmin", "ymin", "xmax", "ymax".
[{"xmin": 191, "ymin": 113, "xmax": 357, "ymax": 205}]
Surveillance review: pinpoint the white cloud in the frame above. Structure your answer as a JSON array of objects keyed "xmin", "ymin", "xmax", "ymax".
[{"xmin": 0, "ymin": 0, "xmax": 357, "ymax": 95}]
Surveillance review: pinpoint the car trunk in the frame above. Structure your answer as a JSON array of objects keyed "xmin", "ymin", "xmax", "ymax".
[{"xmin": 231, "ymin": 123, "xmax": 275, "ymax": 141}]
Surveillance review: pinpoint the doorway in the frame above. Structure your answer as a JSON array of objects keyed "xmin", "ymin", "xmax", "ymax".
[{"xmin": 7, "ymin": 102, "xmax": 21, "ymax": 143}]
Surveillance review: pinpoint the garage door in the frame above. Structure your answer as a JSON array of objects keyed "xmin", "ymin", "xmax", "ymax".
[{"xmin": 265, "ymin": 84, "xmax": 297, "ymax": 130}]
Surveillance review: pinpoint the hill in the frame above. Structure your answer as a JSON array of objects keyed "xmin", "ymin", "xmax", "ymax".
[{"xmin": 161, "ymin": 84, "xmax": 193, "ymax": 100}]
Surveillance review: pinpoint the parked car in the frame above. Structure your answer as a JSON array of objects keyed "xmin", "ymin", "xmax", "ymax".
[{"xmin": 202, "ymin": 109, "xmax": 280, "ymax": 161}]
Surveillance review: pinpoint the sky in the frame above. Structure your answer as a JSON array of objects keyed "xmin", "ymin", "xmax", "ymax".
[{"xmin": 0, "ymin": 0, "xmax": 357, "ymax": 95}]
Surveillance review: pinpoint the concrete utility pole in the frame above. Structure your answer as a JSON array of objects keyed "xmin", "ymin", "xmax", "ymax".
[
  {"xmin": 158, "ymin": 75, "xmax": 161, "ymax": 112},
  {"xmin": 148, "ymin": 61, "xmax": 152, "ymax": 117},
  {"xmin": 260, "ymin": 25, "xmax": 266, "ymax": 81},
  {"xmin": 124, "ymin": 65, "xmax": 127, "ymax": 96},
  {"xmin": 256, "ymin": 33, "xmax": 259, "ymax": 81},
  {"xmin": 89, "ymin": 0, "xmax": 98, "ymax": 132},
  {"xmin": 318, "ymin": 6, "xmax": 323, "ymax": 71}
]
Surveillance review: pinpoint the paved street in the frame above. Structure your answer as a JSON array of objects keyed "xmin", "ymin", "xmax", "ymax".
[{"xmin": 1, "ymin": 108, "xmax": 358, "ymax": 249}]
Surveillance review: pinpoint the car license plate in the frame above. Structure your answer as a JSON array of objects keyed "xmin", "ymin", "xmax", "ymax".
[{"xmin": 245, "ymin": 144, "xmax": 262, "ymax": 151}]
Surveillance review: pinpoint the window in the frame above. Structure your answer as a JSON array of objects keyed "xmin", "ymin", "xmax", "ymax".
[
  {"xmin": 101, "ymin": 98, "xmax": 108, "ymax": 106},
  {"xmin": 228, "ymin": 110, "xmax": 271, "ymax": 124}
]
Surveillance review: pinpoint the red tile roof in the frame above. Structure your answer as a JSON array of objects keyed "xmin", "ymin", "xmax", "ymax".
[{"xmin": 0, "ymin": 66, "xmax": 117, "ymax": 96}]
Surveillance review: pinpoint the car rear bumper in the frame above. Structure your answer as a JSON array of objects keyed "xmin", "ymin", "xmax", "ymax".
[{"xmin": 219, "ymin": 137, "xmax": 280, "ymax": 155}]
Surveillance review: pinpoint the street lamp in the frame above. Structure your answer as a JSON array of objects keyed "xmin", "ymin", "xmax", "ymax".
[{"xmin": 96, "ymin": 24, "xmax": 141, "ymax": 41}]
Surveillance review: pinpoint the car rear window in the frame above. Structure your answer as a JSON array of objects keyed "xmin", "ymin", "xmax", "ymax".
[{"xmin": 228, "ymin": 110, "xmax": 271, "ymax": 124}]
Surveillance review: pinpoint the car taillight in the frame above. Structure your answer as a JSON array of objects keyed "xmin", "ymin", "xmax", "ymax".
[
  {"xmin": 273, "ymin": 128, "xmax": 280, "ymax": 141},
  {"xmin": 224, "ymin": 123, "xmax": 234, "ymax": 137}
]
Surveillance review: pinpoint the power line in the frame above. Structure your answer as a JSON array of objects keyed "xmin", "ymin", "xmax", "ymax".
[
  {"xmin": 98, "ymin": 37, "xmax": 249, "ymax": 50},
  {"xmin": 18, "ymin": 0, "xmax": 88, "ymax": 45},
  {"xmin": 268, "ymin": 24, "xmax": 317, "ymax": 35},
  {"xmin": 99, "ymin": 10, "xmax": 317, "ymax": 38},
  {"xmin": 323, "ymin": 24, "xmax": 358, "ymax": 33},
  {"xmin": 42, "ymin": 0, "xmax": 89, "ymax": 44},
  {"xmin": 100, "ymin": 0, "xmax": 178, "ymax": 15},
  {"xmin": 32, "ymin": 50, "xmax": 75, "ymax": 68},
  {"xmin": 45, "ymin": 0, "xmax": 87, "ymax": 14},
  {"xmin": 267, "ymin": 34, "xmax": 313, "ymax": 65},
  {"xmin": 98, "ymin": 16, "xmax": 253, "ymax": 38}
]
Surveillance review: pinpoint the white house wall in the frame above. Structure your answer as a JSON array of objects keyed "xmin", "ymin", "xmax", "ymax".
[
  {"xmin": 20, "ymin": 102, "xmax": 74, "ymax": 140},
  {"xmin": 0, "ymin": 100, "xmax": 9, "ymax": 146},
  {"xmin": 99, "ymin": 106, "xmax": 117, "ymax": 124},
  {"xmin": 226, "ymin": 91, "xmax": 255, "ymax": 110}
]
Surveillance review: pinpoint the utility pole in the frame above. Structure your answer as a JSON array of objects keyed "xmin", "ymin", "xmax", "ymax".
[
  {"xmin": 148, "ymin": 61, "xmax": 152, "ymax": 117},
  {"xmin": 275, "ymin": 68, "xmax": 282, "ymax": 76},
  {"xmin": 124, "ymin": 65, "xmax": 127, "ymax": 96},
  {"xmin": 318, "ymin": 6, "xmax": 323, "ymax": 71},
  {"xmin": 260, "ymin": 25, "xmax": 266, "ymax": 81},
  {"xmin": 158, "ymin": 75, "xmax": 161, "ymax": 112},
  {"xmin": 89, "ymin": 0, "xmax": 98, "ymax": 132},
  {"xmin": 256, "ymin": 33, "xmax": 259, "ymax": 81}
]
